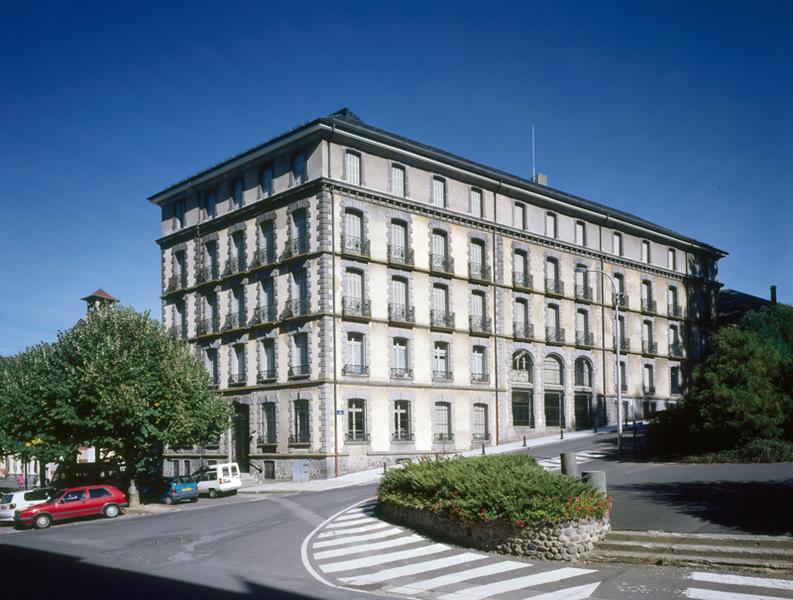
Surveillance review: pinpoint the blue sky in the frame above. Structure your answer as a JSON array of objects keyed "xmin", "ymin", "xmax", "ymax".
[{"xmin": 1, "ymin": 0, "xmax": 791, "ymax": 355}]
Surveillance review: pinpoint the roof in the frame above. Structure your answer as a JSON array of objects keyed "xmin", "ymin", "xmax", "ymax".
[
  {"xmin": 718, "ymin": 288, "xmax": 771, "ymax": 324},
  {"xmin": 80, "ymin": 289, "xmax": 118, "ymax": 302},
  {"xmin": 149, "ymin": 107, "xmax": 727, "ymax": 256}
]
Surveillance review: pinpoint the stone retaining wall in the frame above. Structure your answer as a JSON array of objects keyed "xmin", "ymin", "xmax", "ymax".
[{"xmin": 378, "ymin": 502, "xmax": 610, "ymax": 561}]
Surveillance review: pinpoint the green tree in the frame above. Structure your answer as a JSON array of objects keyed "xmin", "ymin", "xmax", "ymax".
[{"xmin": 53, "ymin": 306, "xmax": 231, "ymax": 505}]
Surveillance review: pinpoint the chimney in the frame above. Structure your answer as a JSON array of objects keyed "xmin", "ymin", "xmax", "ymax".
[
  {"xmin": 534, "ymin": 173, "xmax": 548, "ymax": 186},
  {"xmin": 771, "ymin": 285, "xmax": 777, "ymax": 306}
]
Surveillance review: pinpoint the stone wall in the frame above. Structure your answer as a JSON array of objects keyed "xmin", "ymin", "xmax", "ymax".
[{"xmin": 378, "ymin": 501, "xmax": 609, "ymax": 561}]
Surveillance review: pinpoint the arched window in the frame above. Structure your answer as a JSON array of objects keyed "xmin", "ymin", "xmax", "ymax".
[
  {"xmin": 511, "ymin": 351, "xmax": 532, "ymax": 384},
  {"xmin": 543, "ymin": 355, "xmax": 564, "ymax": 387},
  {"xmin": 575, "ymin": 358, "xmax": 593, "ymax": 388}
]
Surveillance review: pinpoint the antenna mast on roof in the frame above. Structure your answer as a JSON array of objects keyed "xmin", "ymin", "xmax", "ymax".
[{"xmin": 531, "ymin": 125, "xmax": 536, "ymax": 180}]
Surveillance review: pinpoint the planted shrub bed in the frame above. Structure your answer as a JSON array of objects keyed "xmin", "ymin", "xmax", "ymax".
[{"xmin": 377, "ymin": 454, "xmax": 610, "ymax": 561}]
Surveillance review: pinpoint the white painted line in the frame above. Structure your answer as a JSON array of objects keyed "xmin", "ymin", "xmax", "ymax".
[
  {"xmin": 334, "ymin": 511, "xmax": 375, "ymax": 521},
  {"xmin": 688, "ymin": 572, "xmax": 793, "ymax": 591},
  {"xmin": 387, "ymin": 560, "xmax": 527, "ymax": 594},
  {"xmin": 325, "ymin": 516, "xmax": 378, "ymax": 528},
  {"xmin": 437, "ymin": 567, "xmax": 596, "ymax": 600},
  {"xmin": 683, "ymin": 588, "xmax": 786, "ymax": 600},
  {"xmin": 339, "ymin": 553, "xmax": 487, "ymax": 585},
  {"xmin": 319, "ymin": 543, "xmax": 449, "ymax": 574},
  {"xmin": 312, "ymin": 527, "xmax": 405, "ymax": 548},
  {"xmin": 316, "ymin": 522, "xmax": 392, "ymax": 538},
  {"xmin": 313, "ymin": 534, "xmax": 424, "ymax": 560},
  {"xmin": 522, "ymin": 581, "xmax": 602, "ymax": 600}
]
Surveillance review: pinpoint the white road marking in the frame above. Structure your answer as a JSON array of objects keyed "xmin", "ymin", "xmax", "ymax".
[
  {"xmin": 333, "ymin": 511, "xmax": 375, "ymax": 521},
  {"xmin": 325, "ymin": 516, "xmax": 378, "ymax": 528},
  {"xmin": 522, "ymin": 581, "xmax": 602, "ymax": 599},
  {"xmin": 387, "ymin": 560, "xmax": 528, "ymax": 594},
  {"xmin": 316, "ymin": 521, "xmax": 392, "ymax": 538},
  {"xmin": 683, "ymin": 588, "xmax": 788, "ymax": 600},
  {"xmin": 312, "ymin": 527, "xmax": 405, "ymax": 548},
  {"xmin": 437, "ymin": 567, "xmax": 596, "ymax": 600},
  {"xmin": 313, "ymin": 534, "xmax": 424, "ymax": 560},
  {"xmin": 338, "ymin": 553, "xmax": 487, "ymax": 585},
  {"xmin": 319, "ymin": 543, "xmax": 449, "ymax": 574},
  {"xmin": 688, "ymin": 572, "xmax": 793, "ymax": 591}
]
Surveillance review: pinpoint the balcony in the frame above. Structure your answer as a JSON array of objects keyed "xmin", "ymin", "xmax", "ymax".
[
  {"xmin": 614, "ymin": 337, "xmax": 630, "ymax": 352},
  {"xmin": 513, "ymin": 271, "xmax": 533, "ymax": 290},
  {"xmin": 223, "ymin": 257, "xmax": 244, "ymax": 277},
  {"xmin": 643, "ymin": 384, "xmax": 656, "ymax": 396},
  {"xmin": 283, "ymin": 236, "xmax": 309, "ymax": 260},
  {"xmin": 165, "ymin": 275, "xmax": 186, "ymax": 294},
  {"xmin": 249, "ymin": 305, "xmax": 276, "ymax": 327},
  {"xmin": 343, "ymin": 364, "xmax": 369, "ymax": 376},
  {"xmin": 468, "ymin": 262, "xmax": 491, "ymax": 282},
  {"xmin": 671, "ymin": 383, "xmax": 683, "ymax": 395},
  {"xmin": 345, "ymin": 432, "xmax": 370, "ymax": 443},
  {"xmin": 256, "ymin": 435, "xmax": 277, "ymax": 447},
  {"xmin": 669, "ymin": 343, "xmax": 684, "ymax": 358},
  {"xmin": 257, "ymin": 369, "xmax": 276, "ymax": 383},
  {"xmin": 430, "ymin": 253, "xmax": 454, "ymax": 275},
  {"xmin": 616, "ymin": 293, "xmax": 629, "ymax": 309},
  {"xmin": 282, "ymin": 298, "xmax": 310, "ymax": 320},
  {"xmin": 575, "ymin": 285, "xmax": 594, "ymax": 302},
  {"xmin": 546, "ymin": 327, "xmax": 566, "ymax": 345},
  {"xmin": 469, "ymin": 315, "xmax": 492, "ymax": 335},
  {"xmin": 223, "ymin": 312, "xmax": 245, "ymax": 331},
  {"xmin": 169, "ymin": 324, "xmax": 186, "ymax": 339},
  {"xmin": 471, "ymin": 372, "xmax": 490, "ymax": 384},
  {"xmin": 390, "ymin": 367, "xmax": 413, "ymax": 379},
  {"xmin": 392, "ymin": 431, "xmax": 414, "ymax": 442},
  {"xmin": 288, "ymin": 433, "xmax": 310, "ymax": 446},
  {"xmin": 513, "ymin": 321, "xmax": 534, "ymax": 340},
  {"xmin": 195, "ymin": 265, "xmax": 219, "ymax": 285},
  {"xmin": 342, "ymin": 297, "xmax": 371, "ymax": 320},
  {"xmin": 432, "ymin": 370, "xmax": 454, "ymax": 382},
  {"xmin": 388, "ymin": 244, "xmax": 414, "ymax": 267},
  {"xmin": 430, "ymin": 309, "xmax": 455, "ymax": 330},
  {"xmin": 288, "ymin": 365, "xmax": 310, "ymax": 379},
  {"xmin": 511, "ymin": 369, "xmax": 532, "ymax": 384},
  {"xmin": 575, "ymin": 331, "xmax": 595, "ymax": 348},
  {"xmin": 668, "ymin": 303, "xmax": 683, "ymax": 319},
  {"xmin": 388, "ymin": 303, "xmax": 415, "ymax": 325},
  {"xmin": 642, "ymin": 340, "xmax": 659, "ymax": 355},
  {"xmin": 472, "ymin": 432, "xmax": 491, "ymax": 441},
  {"xmin": 641, "ymin": 298, "xmax": 658, "ymax": 314},
  {"xmin": 228, "ymin": 371, "xmax": 246, "ymax": 386},
  {"xmin": 433, "ymin": 432, "xmax": 454, "ymax": 443},
  {"xmin": 250, "ymin": 247, "xmax": 275, "ymax": 269},
  {"xmin": 616, "ymin": 382, "xmax": 628, "ymax": 392},
  {"xmin": 341, "ymin": 235, "xmax": 370, "ymax": 259},
  {"xmin": 545, "ymin": 279, "xmax": 565, "ymax": 297}
]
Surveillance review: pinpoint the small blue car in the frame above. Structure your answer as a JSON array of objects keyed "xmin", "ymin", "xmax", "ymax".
[{"xmin": 160, "ymin": 476, "xmax": 199, "ymax": 504}]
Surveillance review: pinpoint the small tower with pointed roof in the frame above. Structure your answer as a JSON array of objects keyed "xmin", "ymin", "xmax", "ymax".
[{"xmin": 80, "ymin": 289, "xmax": 119, "ymax": 314}]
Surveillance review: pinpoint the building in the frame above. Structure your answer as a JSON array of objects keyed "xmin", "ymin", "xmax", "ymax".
[
  {"xmin": 718, "ymin": 287, "xmax": 774, "ymax": 327},
  {"xmin": 147, "ymin": 108, "xmax": 726, "ymax": 480}
]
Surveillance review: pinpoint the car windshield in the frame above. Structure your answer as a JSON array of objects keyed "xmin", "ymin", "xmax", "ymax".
[{"xmin": 0, "ymin": 494, "xmax": 12, "ymax": 504}]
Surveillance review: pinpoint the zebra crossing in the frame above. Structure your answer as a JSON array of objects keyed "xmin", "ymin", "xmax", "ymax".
[
  {"xmin": 683, "ymin": 571, "xmax": 793, "ymax": 600},
  {"xmin": 534, "ymin": 449, "xmax": 609, "ymax": 472},
  {"xmin": 305, "ymin": 499, "xmax": 603, "ymax": 599}
]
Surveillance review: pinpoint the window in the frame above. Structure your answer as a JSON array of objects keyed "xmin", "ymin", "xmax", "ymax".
[
  {"xmin": 642, "ymin": 240, "xmax": 651, "ymax": 264},
  {"xmin": 345, "ymin": 332, "xmax": 365, "ymax": 374},
  {"xmin": 293, "ymin": 269, "xmax": 308, "ymax": 305},
  {"xmin": 643, "ymin": 364, "xmax": 655, "ymax": 394},
  {"xmin": 231, "ymin": 231, "xmax": 246, "ymax": 272},
  {"xmin": 89, "ymin": 488, "xmax": 112, "ymax": 499},
  {"xmin": 617, "ymin": 315, "xmax": 626, "ymax": 345},
  {"xmin": 612, "ymin": 232, "xmax": 623, "ymax": 256},
  {"xmin": 433, "ymin": 342, "xmax": 449, "ymax": 378},
  {"xmin": 470, "ymin": 188, "xmax": 483, "ymax": 218},
  {"xmin": 545, "ymin": 212, "xmax": 557, "ymax": 238},
  {"xmin": 258, "ymin": 278, "xmax": 274, "ymax": 319},
  {"xmin": 575, "ymin": 221, "xmax": 586, "ymax": 246},
  {"xmin": 575, "ymin": 358, "xmax": 593, "ymax": 388},
  {"xmin": 668, "ymin": 286, "xmax": 679, "ymax": 316},
  {"xmin": 643, "ymin": 321, "xmax": 654, "ymax": 353},
  {"xmin": 513, "ymin": 250, "xmax": 529, "ymax": 287},
  {"xmin": 514, "ymin": 298, "xmax": 530, "ymax": 338},
  {"xmin": 232, "ymin": 179, "xmax": 244, "ymax": 209},
  {"xmin": 432, "ymin": 176, "xmax": 446, "ymax": 207},
  {"xmin": 667, "ymin": 247, "xmax": 676, "ymax": 270},
  {"xmin": 389, "ymin": 219, "xmax": 409, "ymax": 263},
  {"xmin": 347, "ymin": 399, "xmax": 367, "ymax": 441},
  {"xmin": 291, "ymin": 209, "xmax": 308, "ymax": 250},
  {"xmin": 204, "ymin": 240, "xmax": 219, "ymax": 279},
  {"xmin": 432, "ymin": 283, "xmax": 449, "ymax": 312},
  {"xmin": 391, "ymin": 276, "xmax": 407, "ymax": 307},
  {"xmin": 345, "ymin": 151, "xmax": 361, "ymax": 186},
  {"xmin": 470, "ymin": 291, "xmax": 486, "ymax": 319},
  {"xmin": 641, "ymin": 280, "xmax": 654, "ymax": 311},
  {"xmin": 473, "ymin": 404, "xmax": 488, "ymax": 440},
  {"xmin": 205, "ymin": 190, "xmax": 217, "ymax": 219},
  {"xmin": 431, "ymin": 229, "xmax": 451, "ymax": 272},
  {"xmin": 543, "ymin": 355, "xmax": 563, "ymax": 387},
  {"xmin": 576, "ymin": 310, "xmax": 590, "ymax": 345},
  {"xmin": 261, "ymin": 403, "xmax": 276, "ymax": 443},
  {"xmin": 431, "ymin": 229, "xmax": 447, "ymax": 257},
  {"xmin": 513, "ymin": 202, "xmax": 526, "ymax": 229},
  {"xmin": 433, "ymin": 402, "xmax": 452, "ymax": 441},
  {"xmin": 204, "ymin": 348, "xmax": 218, "ymax": 385},
  {"xmin": 670, "ymin": 365, "xmax": 682, "ymax": 394},
  {"xmin": 63, "ymin": 490, "xmax": 86, "ymax": 503},
  {"xmin": 545, "ymin": 257, "xmax": 560, "ymax": 294},
  {"xmin": 392, "ymin": 337, "xmax": 409, "ymax": 376},
  {"xmin": 173, "ymin": 199, "xmax": 185, "ymax": 230},
  {"xmin": 343, "ymin": 209, "xmax": 364, "ymax": 254},
  {"xmin": 471, "ymin": 346, "xmax": 487, "ymax": 381},
  {"xmin": 546, "ymin": 304, "xmax": 560, "ymax": 332},
  {"xmin": 293, "ymin": 399, "xmax": 309, "ymax": 443},
  {"xmin": 614, "ymin": 273, "xmax": 625, "ymax": 296},
  {"xmin": 292, "ymin": 333, "xmax": 308, "ymax": 376},
  {"xmin": 391, "ymin": 164, "xmax": 405, "ymax": 197},
  {"xmin": 292, "ymin": 151, "xmax": 306, "ymax": 185},
  {"xmin": 575, "ymin": 264, "xmax": 589, "ymax": 300},
  {"xmin": 394, "ymin": 400, "xmax": 411, "ymax": 441},
  {"xmin": 259, "ymin": 338, "xmax": 275, "ymax": 379},
  {"xmin": 345, "ymin": 268, "xmax": 363, "ymax": 301},
  {"xmin": 668, "ymin": 325, "xmax": 680, "ymax": 355},
  {"xmin": 512, "ymin": 391, "xmax": 533, "ymax": 427},
  {"xmin": 173, "ymin": 251, "xmax": 186, "ymax": 287},
  {"xmin": 230, "ymin": 343, "xmax": 246, "ymax": 384},
  {"xmin": 256, "ymin": 219, "xmax": 274, "ymax": 262},
  {"xmin": 469, "ymin": 239, "xmax": 486, "ymax": 279},
  {"xmin": 619, "ymin": 360, "xmax": 627, "ymax": 390},
  {"xmin": 261, "ymin": 166, "xmax": 273, "ymax": 198}
]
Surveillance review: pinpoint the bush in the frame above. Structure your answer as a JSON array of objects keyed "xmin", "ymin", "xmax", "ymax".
[
  {"xmin": 684, "ymin": 438, "xmax": 793, "ymax": 464},
  {"xmin": 377, "ymin": 454, "xmax": 609, "ymax": 526}
]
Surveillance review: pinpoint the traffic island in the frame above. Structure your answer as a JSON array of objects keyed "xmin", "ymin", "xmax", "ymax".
[{"xmin": 376, "ymin": 454, "xmax": 611, "ymax": 561}]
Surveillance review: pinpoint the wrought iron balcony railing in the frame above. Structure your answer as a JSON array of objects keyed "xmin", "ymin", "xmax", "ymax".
[
  {"xmin": 469, "ymin": 315, "xmax": 492, "ymax": 334},
  {"xmin": 388, "ymin": 303, "xmax": 415, "ymax": 324},
  {"xmin": 616, "ymin": 293, "xmax": 629, "ymax": 309},
  {"xmin": 283, "ymin": 236, "xmax": 309, "ymax": 259},
  {"xmin": 197, "ymin": 316, "xmax": 220, "ymax": 336},
  {"xmin": 257, "ymin": 368, "xmax": 276, "ymax": 383},
  {"xmin": 433, "ymin": 432, "xmax": 454, "ymax": 442},
  {"xmin": 223, "ymin": 257, "xmax": 244, "ymax": 277},
  {"xmin": 669, "ymin": 343, "xmax": 684, "ymax": 358},
  {"xmin": 642, "ymin": 340, "xmax": 659, "ymax": 355},
  {"xmin": 223, "ymin": 311, "xmax": 244, "ymax": 331},
  {"xmin": 256, "ymin": 435, "xmax": 277, "ymax": 446},
  {"xmin": 250, "ymin": 247, "xmax": 275, "ymax": 269},
  {"xmin": 471, "ymin": 372, "xmax": 490, "ymax": 383},
  {"xmin": 513, "ymin": 321, "xmax": 534, "ymax": 340},
  {"xmin": 341, "ymin": 235, "xmax": 370, "ymax": 258},
  {"xmin": 165, "ymin": 275, "xmax": 186, "ymax": 293},
  {"xmin": 282, "ymin": 298, "xmax": 310, "ymax": 319},
  {"xmin": 576, "ymin": 331, "xmax": 595, "ymax": 347},
  {"xmin": 387, "ymin": 244, "xmax": 414, "ymax": 267},
  {"xmin": 432, "ymin": 370, "xmax": 454, "ymax": 381},
  {"xmin": 430, "ymin": 310, "xmax": 455, "ymax": 329},
  {"xmin": 391, "ymin": 431, "xmax": 414, "ymax": 442},
  {"xmin": 429, "ymin": 253, "xmax": 454, "ymax": 275},
  {"xmin": 169, "ymin": 324, "xmax": 186, "ymax": 339},
  {"xmin": 545, "ymin": 279, "xmax": 565, "ymax": 296},
  {"xmin": 288, "ymin": 433, "xmax": 310, "ymax": 445},
  {"xmin": 195, "ymin": 265, "xmax": 219, "ymax": 285},
  {"xmin": 228, "ymin": 371, "xmax": 246, "ymax": 386},
  {"xmin": 249, "ymin": 305, "xmax": 276, "ymax": 327},
  {"xmin": 510, "ymin": 369, "xmax": 532, "ymax": 384},
  {"xmin": 343, "ymin": 364, "xmax": 369, "ymax": 376},
  {"xmin": 472, "ymin": 432, "xmax": 491, "ymax": 441},
  {"xmin": 342, "ymin": 297, "xmax": 371, "ymax": 319},
  {"xmin": 390, "ymin": 367, "xmax": 413, "ymax": 378},
  {"xmin": 668, "ymin": 303, "xmax": 683, "ymax": 319},
  {"xmin": 468, "ymin": 262, "xmax": 491, "ymax": 281},
  {"xmin": 575, "ymin": 285, "xmax": 594, "ymax": 302},
  {"xmin": 614, "ymin": 337, "xmax": 630, "ymax": 352},
  {"xmin": 513, "ymin": 271, "xmax": 533, "ymax": 290},
  {"xmin": 546, "ymin": 327, "xmax": 566, "ymax": 344},
  {"xmin": 641, "ymin": 298, "xmax": 658, "ymax": 314},
  {"xmin": 345, "ymin": 432, "xmax": 370, "ymax": 443},
  {"xmin": 288, "ymin": 365, "xmax": 310, "ymax": 379},
  {"xmin": 643, "ymin": 384, "xmax": 656, "ymax": 395}
]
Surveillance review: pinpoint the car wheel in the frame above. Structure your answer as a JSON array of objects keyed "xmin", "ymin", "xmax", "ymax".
[
  {"xmin": 164, "ymin": 496, "xmax": 174, "ymax": 505},
  {"xmin": 33, "ymin": 514, "xmax": 52, "ymax": 529},
  {"xmin": 104, "ymin": 504, "xmax": 120, "ymax": 518},
  {"xmin": 190, "ymin": 497, "xmax": 198, "ymax": 503},
  {"xmin": 230, "ymin": 490, "xmax": 238, "ymax": 496},
  {"xmin": 208, "ymin": 488, "xmax": 217, "ymax": 499}
]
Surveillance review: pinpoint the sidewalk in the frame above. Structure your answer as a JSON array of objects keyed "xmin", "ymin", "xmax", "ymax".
[{"xmin": 240, "ymin": 425, "xmax": 617, "ymax": 494}]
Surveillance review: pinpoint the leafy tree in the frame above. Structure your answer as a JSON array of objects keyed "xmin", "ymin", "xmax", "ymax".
[{"xmin": 53, "ymin": 306, "xmax": 231, "ymax": 505}]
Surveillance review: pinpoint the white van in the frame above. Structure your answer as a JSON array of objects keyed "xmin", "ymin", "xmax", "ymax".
[
  {"xmin": 0, "ymin": 488, "xmax": 53, "ymax": 522},
  {"xmin": 192, "ymin": 463, "xmax": 242, "ymax": 498}
]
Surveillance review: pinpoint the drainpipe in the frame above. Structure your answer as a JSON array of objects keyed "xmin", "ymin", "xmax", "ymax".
[
  {"xmin": 492, "ymin": 226, "xmax": 500, "ymax": 445},
  {"xmin": 330, "ymin": 184, "xmax": 340, "ymax": 478},
  {"xmin": 598, "ymin": 224, "xmax": 607, "ymax": 430}
]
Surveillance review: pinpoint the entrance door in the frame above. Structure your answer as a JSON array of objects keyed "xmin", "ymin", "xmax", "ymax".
[
  {"xmin": 233, "ymin": 404, "xmax": 250, "ymax": 473},
  {"xmin": 544, "ymin": 391, "xmax": 564, "ymax": 428},
  {"xmin": 574, "ymin": 393, "xmax": 591, "ymax": 430}
]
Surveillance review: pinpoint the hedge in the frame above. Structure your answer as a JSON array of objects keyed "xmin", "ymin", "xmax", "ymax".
[{"xmin": 377, "ymin": 454, "xmax": 609, "ymax": 526}]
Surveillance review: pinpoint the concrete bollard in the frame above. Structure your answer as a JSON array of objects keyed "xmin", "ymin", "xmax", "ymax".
[
  {"xmin": 481, "ymin": 443, "xmax": 486, "ymax": 455},
  {"xmin": 560, "ymin": 452, "xmax": 579, "ymax": 477},
  {"xmin": 383, "ymin": 462, "xmax": 387, "ymax": 474},
  {"xmin": 582, "ymin": 470, "xmax": 607, "ymax": 494},
  {"xmin": 523, "ymin": 435, "xmax": 527, "ymax": 447}
]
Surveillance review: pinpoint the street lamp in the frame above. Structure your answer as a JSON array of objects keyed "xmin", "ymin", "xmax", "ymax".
[{"xmin": 576, "ymin": 267, "xmax": 624, "ymax": 453}]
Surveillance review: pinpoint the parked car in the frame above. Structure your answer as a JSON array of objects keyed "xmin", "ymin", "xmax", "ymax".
[
  {"xmin": 192, "ymin": 463, "xmax": 242, "ymax": 498},
  {"xmin": 144, "ymin": 476, "xmax": 199, "ymax": 504},
  {"xmin": 0, "ymin": 488, "xmax": 53, "ymax": 523},
  {"xmin": 14, "ymin": 485, "xmax": 127, "ymax": 529}
]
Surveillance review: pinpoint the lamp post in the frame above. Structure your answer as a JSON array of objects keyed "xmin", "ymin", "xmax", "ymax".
[{"xmin": 576, "ymin": 267, "xmax": 623, "ymax": 453}]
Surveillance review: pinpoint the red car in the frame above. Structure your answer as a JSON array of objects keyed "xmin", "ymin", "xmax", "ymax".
[{"xmin": 14, "ymin": 485, "xmax": 127, "ymax": 529}]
